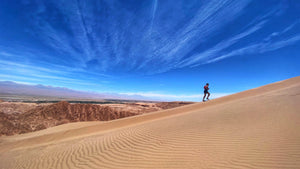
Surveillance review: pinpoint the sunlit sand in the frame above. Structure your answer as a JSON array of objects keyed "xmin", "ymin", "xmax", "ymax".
[{"xmin": 0, "ymin": 76, "xmax": 299, "ymax": 169}]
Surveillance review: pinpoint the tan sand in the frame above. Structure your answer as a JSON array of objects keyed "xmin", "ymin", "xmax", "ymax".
[{"xmin": 0, "ymin": 76, "xmax": 299, "ymax": 169}]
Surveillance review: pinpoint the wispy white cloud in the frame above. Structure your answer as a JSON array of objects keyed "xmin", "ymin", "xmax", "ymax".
[
  {"xmin": 0, "ymin": 59, "xmax": 109, "ymax": 89},
  {"xmin": 1, "ymin": 0, "xmax": 299, "ymax": 77},
  {"xmin": 0, "ymin": 74, "xmax": 44, "ymax": 82},
  {"xmin": 0, "ymin": 59, "xmax": 66, "ymax": 74},
  {"xmin": 176, "ymin": 7, "xmax": 300, "ymax": 67},
  {"xmin": 11, "ymin": 0, "xmax": 254, "ymax": 74},
  {"xmin": 177, "ymin": 19, "xmax": 269, "ymax": 67},
  {"xmin": 149, "ymin": 0, "xmax": 158, "ymax": 32},
  {"xmin": 206, "ymin": 28, "xmax": 300, "ymax": 64}
]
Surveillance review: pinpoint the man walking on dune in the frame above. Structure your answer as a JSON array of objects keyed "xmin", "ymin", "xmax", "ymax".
[{"xmin": 203, "ymin": 83, "xmax": 210, "ymax": 102}]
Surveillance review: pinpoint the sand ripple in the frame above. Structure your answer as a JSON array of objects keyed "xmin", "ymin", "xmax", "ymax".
[{"xmin": 0, "ymin": 77, "xmax": 300, "ymax": 169}]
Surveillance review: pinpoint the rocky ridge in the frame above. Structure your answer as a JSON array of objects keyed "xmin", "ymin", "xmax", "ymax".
[
  {"xmin": 0, "ymin": 101, "xmax": 135, "ymax": 136},
  {"xmin": 0, "ymin": 101, "xmax": 193, "ymax": 136}
]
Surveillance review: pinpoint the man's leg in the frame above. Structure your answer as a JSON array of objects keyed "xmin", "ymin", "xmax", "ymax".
[
  {"xmin": 203, "ymin": 93, "xmax": 206, "ymax": 101},
  {"xmin": 206, "ymin": 92, "xmax": 210, "ymax": 100}
]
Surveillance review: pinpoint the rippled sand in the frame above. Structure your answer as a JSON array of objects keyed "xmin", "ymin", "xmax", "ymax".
[{"xmin": 0, "ymin": 76, "xmax": 299, "ymax": 169}]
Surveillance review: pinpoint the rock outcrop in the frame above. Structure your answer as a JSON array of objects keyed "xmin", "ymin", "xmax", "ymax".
[
  {"xmin": 0, "ymin": 102, "xmax": 39, "ymax": 114},
  {"xmin": 0, "ymin": 101, "xmax": 136, "ymax": 136},
  {"xmin": 0, "ymin": 101, "xmax": 194, "ymax": 136}
]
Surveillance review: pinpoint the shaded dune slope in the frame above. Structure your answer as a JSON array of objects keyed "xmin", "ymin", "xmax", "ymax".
[{"xmin": 0, "ymin": 76, "xmax": 299, "ymax": 169}]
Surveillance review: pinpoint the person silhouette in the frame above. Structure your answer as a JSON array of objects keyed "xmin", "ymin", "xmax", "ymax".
[{"xmin": 203, "ymin": 83, "xmax": 210, "ymax": 102}]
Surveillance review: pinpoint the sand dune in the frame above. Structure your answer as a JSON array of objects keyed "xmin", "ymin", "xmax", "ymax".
[{"xmin": 0, "ymin": 76, "xmax": 300, "ymax": 169}]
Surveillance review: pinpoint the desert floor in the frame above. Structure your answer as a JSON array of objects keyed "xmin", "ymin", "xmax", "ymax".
[{"xmin": 0, "ymin": 76, "xmax": 299, "ymax": 169}]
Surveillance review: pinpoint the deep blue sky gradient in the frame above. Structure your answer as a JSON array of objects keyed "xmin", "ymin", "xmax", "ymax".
[{"xmin": 0, "ymin": 0, "xmax": 299, "ymax": 101}]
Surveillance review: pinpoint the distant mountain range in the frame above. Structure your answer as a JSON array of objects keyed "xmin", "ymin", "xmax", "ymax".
[{"xmin": 0, "ymin": 81, "xmax": 150, "ymax": 101}]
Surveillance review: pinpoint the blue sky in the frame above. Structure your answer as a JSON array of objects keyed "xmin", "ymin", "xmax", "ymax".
[{"xmin": 0, "ymin": 0, "xmax": 299, "ymax": 101}]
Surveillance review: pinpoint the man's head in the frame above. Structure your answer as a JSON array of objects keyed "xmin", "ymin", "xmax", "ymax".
[{"xmin": 206, "ymin": 83, "xmax": 209, "ymax": 86}]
